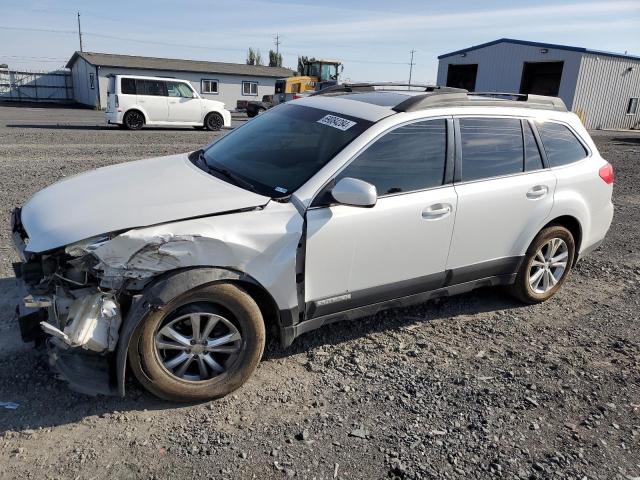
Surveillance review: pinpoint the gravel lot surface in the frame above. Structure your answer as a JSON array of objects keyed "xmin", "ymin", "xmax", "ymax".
[{"xmin": 0, "ymin": 104, "xmax": 638, "ymax": 479}]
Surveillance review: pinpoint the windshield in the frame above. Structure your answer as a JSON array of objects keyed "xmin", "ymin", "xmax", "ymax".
[{"xmin": 201, "ymin": 104, "xmax": 372, "ymax": 198}]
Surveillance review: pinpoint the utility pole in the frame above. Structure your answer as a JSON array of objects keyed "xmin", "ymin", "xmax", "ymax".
[
  {"xmin": 408, "ymin": 49, "xmax": 416, "ymax": 89},
  {"xmin": 77, "ymin": 12, "xmax": 84, "ymax": 52},
  {"xmin": 274, "ymin": 34, "xmax": 281, "ymax": 55}
]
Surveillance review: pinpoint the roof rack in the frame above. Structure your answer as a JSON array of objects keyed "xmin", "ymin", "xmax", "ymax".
[
  {"xmin": 393, "ymin": 90, "xmax": 567, "ymax": 113},
  {"xmin": 312, "ymin": 82, "xmax": 467, "ymax": 96}
]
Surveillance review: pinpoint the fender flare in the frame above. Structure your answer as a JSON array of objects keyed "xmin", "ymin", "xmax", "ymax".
[{"xmin": 115, "ymin": 266, "xmax": 278, "ymax": 396}]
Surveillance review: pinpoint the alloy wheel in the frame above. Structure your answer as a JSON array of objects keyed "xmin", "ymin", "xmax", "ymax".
[
  {"xmin": 154, "ymin": 312, "xmax": 242, "ymax": 381},
  {"xmin": 528, "ymin": 238, "xmax": 569, "ymax": 294}
]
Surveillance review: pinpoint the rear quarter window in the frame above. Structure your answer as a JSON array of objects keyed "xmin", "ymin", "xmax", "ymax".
[
  {"xmin": 121, "ymin": 78, "xmax": 136, "ymax": 95},
  {"xmin": 538, "ymin": 122, "xmax": 588, "ymax": 167}
]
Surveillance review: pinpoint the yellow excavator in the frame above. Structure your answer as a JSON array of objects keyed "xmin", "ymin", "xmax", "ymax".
[{"xmin": 274, "ymin": 58, "xmax": 343, "ymax": 104}]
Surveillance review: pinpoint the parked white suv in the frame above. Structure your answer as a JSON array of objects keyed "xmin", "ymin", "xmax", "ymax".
[
  {"xmin": 105, "ymin": 74, "xmax": 231, "ymax": 130},
  {"xmin": 12, "ymin": 84, "xmax": 613, "ymax": 402}
]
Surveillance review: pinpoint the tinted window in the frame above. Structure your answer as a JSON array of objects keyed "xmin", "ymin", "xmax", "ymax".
[
  {"xmin": 337, "ymin": 120, "xmax": 447, "ymax": 195},
  {"xmin": 138, "ymin": 79, "xmax": 166, "ymax": 96},
  {"xmin": 121, "ymin": 78, "xmax": 136, "ymax": 94},
  {"xmin": 523, "ymin": 121, "xmax": 544, "ymax": 171},
  {"xmin": 201, "ymin": 104, "xmax": 372, "ymax": 197},
  {"xmin": 538, "ymin": 122, "xmax": 587, "ymax": 167},
  {"xmin": 460, "ymin": 118, "xmax": 523, "ymax": 181}
]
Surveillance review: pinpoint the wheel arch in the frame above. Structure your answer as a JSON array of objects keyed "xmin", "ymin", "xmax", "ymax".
[
  {"xmin": 124, "ymin": 107, "xmax": 148, "ymax": 124},
  {"xmin": 116, "ymin": 266, "xmax": 281, "ymax": 396}
]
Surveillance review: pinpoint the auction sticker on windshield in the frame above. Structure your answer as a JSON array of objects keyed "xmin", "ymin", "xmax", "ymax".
[{"xmin": 317, "ymin": 114, "xmax": 357, "ymax": 131}]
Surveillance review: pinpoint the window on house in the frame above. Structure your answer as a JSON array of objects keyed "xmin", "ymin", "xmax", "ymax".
[
  {"xmin": 242, "ymin": 81, "xmax": 258, "ymax": 96},
  {"xmin": 337, "ymin": 119, "xmax": 447, "ymax": 195},
  {"xmin": 538, "ymin": 121, "xmax": 588, "ymax": 167},
  {"xmin": 89, "ymin": 73, "xmax": 95, "ymax": 90},
  {"xmin": 201, "ymin": 79, "xmax": 218, "ymax": 94},
  {"xmin": 627, "ymin": 97, "xmax": 639, "ymax": 115},
  {"xmin": 459, "ymin": 117, "xmax": 524, "ymax": 181}
]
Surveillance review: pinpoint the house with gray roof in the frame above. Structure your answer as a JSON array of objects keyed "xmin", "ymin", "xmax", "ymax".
[
  {"xmin": 437, "ymin": 38, "xmax": 640, "ymax": 129},
  {"xmin": 66, "ymin": 51, "xmax": 294, "ymax": 110}
]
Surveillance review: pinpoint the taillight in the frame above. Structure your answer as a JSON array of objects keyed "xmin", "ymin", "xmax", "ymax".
[
  {"xmin": 115, "ymin": 94, "xmax": 119, "ymax": 108},
  {"xmin": 599, "ymin": 163, "xmax": 614, "ymax": 184}
]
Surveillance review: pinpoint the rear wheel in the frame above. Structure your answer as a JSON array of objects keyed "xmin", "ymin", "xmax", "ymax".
[
  {"xmin": 129, "ymin": 283, "xmax": 265, "ymax": 402},
  {"xmin": 123, "ymin": 110, "xmax": 144, "ymax": 130},
  {"xmin": 508, "ymin": 225, "xmax": 575, "ymax": 303},
  {"xmin": 204, "ymin": 112, "xmax": 224, "ymax": 131}
]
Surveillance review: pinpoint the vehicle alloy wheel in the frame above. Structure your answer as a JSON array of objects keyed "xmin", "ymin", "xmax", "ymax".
[
  {"xmin": 528, "ymin": 238, "xmax": 569, "ymax": 294},
  {"xmin": 205, "ymin": 113, "xmax": 224, "ymax": 131},
  {"xmin": 155, "ymin": 312, "xmax": 242, "ymax": 381},
  {"xmin": 124, "ymin": 110, "xmax": 144, "ymax": 130}
]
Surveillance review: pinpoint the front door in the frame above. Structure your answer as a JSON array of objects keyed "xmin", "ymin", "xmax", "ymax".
[
  {"xmin": 167, "ymin": 82, "xmax": 202, "ymax": 123},
  {"xmin": 304, "ymin": 118, "xmax": 457, "ymax": 318}
]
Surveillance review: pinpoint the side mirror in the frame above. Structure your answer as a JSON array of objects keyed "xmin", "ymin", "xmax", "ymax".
[{"xmin": 331, "ymin": 177, "xmax": 377, "ymax": 208}]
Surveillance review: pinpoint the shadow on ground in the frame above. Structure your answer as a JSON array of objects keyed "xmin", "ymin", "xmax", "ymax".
[
  {"xmin": 0, "ymin": 275, "xmax": 523, "ymax": 434},
  {"xmin": 5, "ymin": 124, "xmax": 237, "ymax": 132}
]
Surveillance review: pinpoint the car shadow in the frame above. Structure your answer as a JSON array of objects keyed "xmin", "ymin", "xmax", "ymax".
[
  {"xmin": 5, "ymin": 124, "xmax": 236, "ymax": 132},
  {"xmin": 0, "ymin": 274, "xmax": 523, "ymax": 434},
  {"xmin": 613, "ymin": 136, "xmax": 640, "ymax": 146}
]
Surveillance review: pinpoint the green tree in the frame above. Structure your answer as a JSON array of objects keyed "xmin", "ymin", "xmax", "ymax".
[
  {"xmin": 246, "ymin": 47, "xmax": 256, "ymax": 65},
  {"xmin": 297, "ymin": 55, "xmax": 309, "ymax": 75},
  {"xmin": 269, "ymin": 49, "xmax": 283, "ymax": 67}
]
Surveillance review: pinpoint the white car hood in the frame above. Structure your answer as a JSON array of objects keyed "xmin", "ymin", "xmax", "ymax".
[{"xmin": 21, "ymin": 153, "xmax": 270, "ymax": 253}]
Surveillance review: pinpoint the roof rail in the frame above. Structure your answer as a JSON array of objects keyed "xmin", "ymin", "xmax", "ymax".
[
  {"xmin": 312, "ymin": 82, "xmax": 467, "ymax": 96},
  {"xmin": 393, "ymin": 90, "xmax": 567, "ymax": 113}
]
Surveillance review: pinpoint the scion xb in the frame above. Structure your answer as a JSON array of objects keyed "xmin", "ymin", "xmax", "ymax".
[{"xmin": 12, "ymin": 84, "xmax": 613, "ymax": 402}]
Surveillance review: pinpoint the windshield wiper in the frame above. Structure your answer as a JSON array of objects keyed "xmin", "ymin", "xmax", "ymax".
[{"xmin": 199, "ymin": 153, "xmax": 257, "ymax": 193}]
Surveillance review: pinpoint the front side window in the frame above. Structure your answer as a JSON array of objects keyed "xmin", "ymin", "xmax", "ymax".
[
  {"xmin": 627, "ymin": 97, "xmax": 639, "ymax": 115},
  {"xmin": 121, "ymin": 77, "xmax": 136, "ymax": 94},
  {"xmin": 459, "ymin": 118, "xmax": 523, "ymax": 181},
  {"xmin": 167, "ymin": 82, "xmax": 193, "ymax": 98},
  {"xmin": 538, "ymin": 121, "xmax": 588, "ymax": 167},
  {"xmin": 137, "ymin": 79, "xmax": 167, "ymax": 96},
  {"xmin": 200, "ymin": 104, "xmax": 372, "ymax": 197},
  {"xmin": 202, "ymin": 79, "xmax": 218, "ymax": 94},
  {"xmin": 336, "ymin": 119, "xmax": 447, "ymax": 196},
  {"xmin": 242, "ymin": 81, "xmax": 258, "ymax": 96}
]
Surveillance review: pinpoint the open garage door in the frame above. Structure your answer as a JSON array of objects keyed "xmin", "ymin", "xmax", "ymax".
[
  {"xmin": 446, "ymin": 64, "xmax": 478, "ymax": 91},
  {"xmin": 520, "ymin": 61, "xmax": 563, "ymax": 97}
]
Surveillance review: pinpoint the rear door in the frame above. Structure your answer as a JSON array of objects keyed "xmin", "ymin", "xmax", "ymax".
[
  {"xmin": 136, "ymin": 79, "xmax": 168, "ymax": 122},
  {"xmin": 167, "ymin": 81, "xmax": 202, "ymax": 123},
  {"xmin": 304, "ymin": 118, "xmax": 457, "ymax": 318},
  {"xmin": 446, "ymin": 116, "xmax": 556, "ymax": 279}
]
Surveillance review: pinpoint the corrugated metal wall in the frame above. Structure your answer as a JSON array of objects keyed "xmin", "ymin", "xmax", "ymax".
[
  {"xmin": 0, "ymin": 69, "xmax": 73, "ymax": 103},
  {"xmin": 573, "ymin": 54, "xmax": 640, "ymax": 129},
  {"xmin": 437, "ymin": 43, "xmax": 582, "ymax": 108},
  {"xmin": 71, "ymin": 56, "xmax": 99, "ymax": 107}
]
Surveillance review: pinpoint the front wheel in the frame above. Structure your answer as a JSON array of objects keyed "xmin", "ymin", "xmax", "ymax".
[
  {"xmin": 129, "ymin": 283, "xmax": 265, "ymax": 402},
  {"xmin": 508, "ymin": 225, "xmax": 575, "ymax": 304},
  {"xmin": 204, "ymin": 112, "xmax": 224, "ymax": 131}
]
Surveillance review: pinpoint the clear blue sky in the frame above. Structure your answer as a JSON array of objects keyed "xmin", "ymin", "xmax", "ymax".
[{"xmin": 1, "ymin": 0, "xmax": 639, "ymax": 82}]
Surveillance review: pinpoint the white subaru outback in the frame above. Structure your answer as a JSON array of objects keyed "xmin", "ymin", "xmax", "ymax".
[{"xmin": 11, "ymin": 84, "xmax": 614, "ymax": 402}]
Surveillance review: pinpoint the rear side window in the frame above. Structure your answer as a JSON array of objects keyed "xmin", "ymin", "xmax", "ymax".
[
  {"xmin": 538, "ymin": 122, "xmax": 588, "ymax": 167},
  {"xmin": 121, "ymin": 78, "xmax": 136, "ymax": 94},
  {"xmin": 459, "ymin": 118, "xmax": 523, "ymax": 181},
  {"xmin": 137, "ymin": 79, "xmax": 167, "ymax": 96},
  {"xmin": 337, "ymin": 119, "xmax": 447, "ymax": 195},
  {"xmin": 523, "ymin": 121, "xmax": 544, "ymax": 171}
]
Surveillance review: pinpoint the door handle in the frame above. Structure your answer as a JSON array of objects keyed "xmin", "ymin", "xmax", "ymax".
[
  {"xmin": 526, "ymin": 185, "xmax": 548, "ymax": 200},
  {"xmin": 422, "ymin": 203, "xmax": 452, "ymax": 220}
]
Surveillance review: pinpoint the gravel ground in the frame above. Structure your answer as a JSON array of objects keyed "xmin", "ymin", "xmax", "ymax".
[{"xmin": 0, "ymin": 104, "xmax": 638, "ymax": 480}]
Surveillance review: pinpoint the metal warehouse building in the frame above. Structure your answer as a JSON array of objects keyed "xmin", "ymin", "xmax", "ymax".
[
  {"xmin": 437, "ymin": 38, "xmax": 640, "ymax": 130},
  {"xmin": 66, "ymin": 51, "xmax": 294, "ymax": 110}
]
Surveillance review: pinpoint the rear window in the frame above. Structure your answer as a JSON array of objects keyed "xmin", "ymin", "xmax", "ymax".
[
  {"xmin": 202, "ymin": 104, "xmax": 372, "ymax": 197},
  {"xmin": 107, "ymin": 76, "xmax": 115, "ymax": 95},
  {"xmin": 538, "ymin": 122, "xmax": 588, "ymax": 167},
  {"xmin": 121, "ymin": 78, "xmax": 136, "ymax": 95}
]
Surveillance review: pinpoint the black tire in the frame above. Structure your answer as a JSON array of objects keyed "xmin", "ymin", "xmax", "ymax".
[
  {"xmin": 123, "ymin": 110, "xmax": 145, "ymax": 130},
  {"xmin": 246, "ymin": 110, "xmax": 256, "ymax": 118},
  {"xmin": 508, "ymin": 225, "xmax": 575, "ymax": 304},
  {"xmin": 129, "ymin": 283, "xmax": 265, "ymax": 402},
  {"xmin": 204, "ymin": 112, "xmax": 224, "ymax": 131}
]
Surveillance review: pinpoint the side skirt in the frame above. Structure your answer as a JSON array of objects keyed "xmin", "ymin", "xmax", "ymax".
[{"xmin": 281, "ymin": 273, "xmax": 517, "ymax": 346}]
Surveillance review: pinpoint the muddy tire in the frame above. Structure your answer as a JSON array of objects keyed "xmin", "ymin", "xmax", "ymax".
[
  {"xmin": 204, "ymin": 112, "xmax": 224, "ymax": 131},
  {"xmin": 123, "ymin": 110, "xmax": 145, "ymax": 130},
  {"xmin": 508, "ymin": 225, "xmax": 575, "ymax": 304},
  {"xmin": 129, "ymin": 283, "xmax": 265, "ymax": 402}
]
